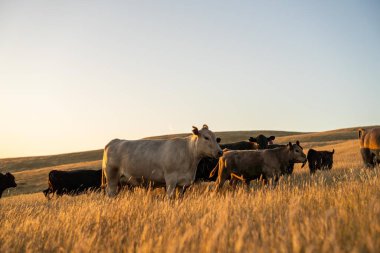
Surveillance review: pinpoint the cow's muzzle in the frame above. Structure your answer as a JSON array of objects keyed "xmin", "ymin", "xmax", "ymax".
[{"xmin": 215, "ymin": 150, "xmax": 223, "ymax": 158}]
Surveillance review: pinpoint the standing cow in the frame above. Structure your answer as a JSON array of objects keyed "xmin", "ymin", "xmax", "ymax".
[
  {"xmin": 249, "ymin": 134, "xmax": 275, "ymax": 149},
  {"xmin": 212, "ymin": 142, "xmax": 307, "ymax": 191},
  {"xmin": 195, "ymin": 134, "xmax": 276, "ymax": 182},
  {"xmin": 265, "ymin": 142, "xmax": 305, "ymax": 175},
  {"xmin": 101, "ymin": 124, "xmax": 222, "ymax": 198},
  {"xmin": 358, "ymin": 128, "xmax": 380, "ymax": 168},
  {"xmin": 43, "ymin": 169, "xmax": 102, "ymax": 199},
  {"xmin": 0, "ymin": 172, "xmax": 17, "ymax": 198},
  {"xmin": 302, "ymin": 149, "xmax": 335, "ymax": 174}
]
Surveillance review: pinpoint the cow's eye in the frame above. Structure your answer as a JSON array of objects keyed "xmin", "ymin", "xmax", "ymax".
[
  {"xmin": 204, "ymin": 136, "xmax": 209, "ymax": 141},
  {"xmin": 295, "ymin": 150, "xmax": 299, "ymax": 153}
]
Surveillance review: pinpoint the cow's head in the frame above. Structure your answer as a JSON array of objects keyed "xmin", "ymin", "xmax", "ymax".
[
  {"xmin": 249, "ymin": 135, "xmax": 275, "ymax": 149},
  {"xmin": 4, "ymin": 172, "xmax": 17, "ymax": 188},
  {"xmin": 287, "ymin": 141, "xmax": 307, "ymax": 164},
  {"xmin": 192, "ymin": 124, "xmax": 223, "ymax": 159},
  {"xmin": 358, "ymin": 128, "xmax": 367, "ymax": 147}
]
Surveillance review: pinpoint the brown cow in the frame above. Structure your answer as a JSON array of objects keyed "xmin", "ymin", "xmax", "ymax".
[
  {"xmin": 358, "ymin": 128, "xmax": 380, "ymax": 168},
  {"xmin": 211, "ymin": 142, "xmax": 307, "ymax": 191}
]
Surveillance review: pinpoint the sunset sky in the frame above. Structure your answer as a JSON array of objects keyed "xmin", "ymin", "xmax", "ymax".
[{"xmin": 0, "ymin": 1, "xmax": 379, "ymax": 158}]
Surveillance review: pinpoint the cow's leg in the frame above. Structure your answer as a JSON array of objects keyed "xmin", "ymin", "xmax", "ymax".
[
  {"xmin": 43, "ymin": 188, "xmax": 53, "ymax": 200},
  {"xmin": 361, "ymin": 149, "xmax": 375, "ymax": 168},
  {"xmin": 316, "ymin": 158, "xmax": 322, "ymax": 171},
  {"xmin": 178, "ymin": 185, "xmax": 190, "ymax": 198},
  {"xmin": 230, "ymin": 173, "xmax": 246, "ymax": 190},
  {"xmin": 258, "ymin": 174, "xmax": 267, "ymax": 186},
  {"xmin": 372, "ymin": 152, "xmax": 379, "ymax": 167},
  {"xmin": 244, "ymin": 179, "xmax": 251, "ymax": 191},
  {"xmin": 272, "ymin": 175, "xmax": 280, "ymax": 188},
  {"xmin": 43, "ymin": 188, "xmax": 49, "ymax": 198},
  {"xmin": 229, "ymin": 178, "xmax": 238, "ymax": 189},
  {"xmin": 165, "ymin": 174, "xmax": 177, "ymax": 199},
  {"xmin": 56, "ymin": 189, "xmax": 64, "ymax": 197},
  {"xmin": 105, "ymin": 166, "xmax": 119, "ymax": 197},
  {"xmin": 309, "ymin": 161, "xmax": 316, "ymax": 174}
]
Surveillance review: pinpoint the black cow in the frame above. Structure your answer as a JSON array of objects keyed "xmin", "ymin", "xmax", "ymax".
[
  {"xmin": 43, "ymin": 169, "xmax": 102, "ymax": 199},
  {"xmin": 195, "ymin": 135, "xmax": 276, "ymax": 181},
  {"xmin": 249, "ymin": 135, "xmax": 275, "ymax": 149},
  {"xmin": 219, "ymin": 141, "xmax": 258, "ymax": 150},
  {"xmin": 302, "ymin": 149, "xmax": 335, "ymax": 174},
  {"xmin": 0, "ymin": 172, "xmax": 17, "ymax": 198}
]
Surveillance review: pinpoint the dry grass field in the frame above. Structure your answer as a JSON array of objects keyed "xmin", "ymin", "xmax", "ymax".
[{"xmin": 1, "ymin": 126, "xmax": 380, "ymax": 252}]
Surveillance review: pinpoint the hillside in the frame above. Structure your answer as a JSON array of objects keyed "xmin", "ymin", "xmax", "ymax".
[
  {"xmin": 0, "ymin": 125, "xmax": 377, "ymax": 197},
  {"xmin": 1, "ymin": 135, "xmax": 379, "ymax": 252}
]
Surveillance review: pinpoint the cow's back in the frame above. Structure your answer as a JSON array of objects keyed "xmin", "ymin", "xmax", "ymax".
[
  {"xmin": 105, "ymin": 138, "xmax": 190, "ymax": 183},
  {"xmin": 220, "ymin": 141, "xmax": 257, "ymax": 150},
  {"xmin": 223, "ymin": 150, "xmax": 266, "ymax": 179},
  {"xmin": 364, "ymin": 128, "xmax": 380, "ymax": 151},
  {"xmin": 48, "ymin": 170, "xmax": 102, "ymax": 193}
]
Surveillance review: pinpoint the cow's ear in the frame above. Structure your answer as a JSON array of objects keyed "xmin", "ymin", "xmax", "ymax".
[
  {"xmin": 249, "ymin": 137, "xmax": 257, "ymax": 142},
  {"xmin": 216, "ymin": 137, "xmax": 221, "ymax": 143},
  {"xmin": 268, "ymin": 136, "xmax": 275, "ymax": 141},
  {"xmin": 202, "ymin": 124, "xmax": 209, "ymax": 130},
  {"xmin": 332, "ymin": 149, "xmax": 335, "ymax": 154},
  {"xmin": 296, "ymin": 140, "xmax": 303, "ymax": 149},
  {"xmin": 288, "ymin": 142, "xmax": 293, "ymax": 150},
  {"xmin": 192, "ymin": 126, "xmax": 199, "ymax": 136}
]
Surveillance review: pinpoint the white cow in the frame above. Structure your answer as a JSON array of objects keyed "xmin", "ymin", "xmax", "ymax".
[{"xmin": 101, "ymin": 124, "xmax": 223, "ymax": 198}]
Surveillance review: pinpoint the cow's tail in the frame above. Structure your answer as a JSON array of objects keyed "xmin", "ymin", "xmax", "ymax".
[
  {"xmin": 101, "ymin": 146, "xmax": 109, "ymax": 190},
  {"xmin": 43, "ymin": 171, "xmax": 55, "ymax": 200},
  {"xmin": 209, "ymin": 162, "xmax": 219, "ymax": 178}
]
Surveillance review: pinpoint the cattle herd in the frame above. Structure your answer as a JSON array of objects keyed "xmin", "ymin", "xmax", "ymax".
[{"xmin": 0, "ymin": 126, "xmax": 379, "ymax": 199}]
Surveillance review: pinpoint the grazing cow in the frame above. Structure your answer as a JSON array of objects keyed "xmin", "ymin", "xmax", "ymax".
[
  {"xmin": 302, "ymin": 149, "xmax": 334, "ymax": 174},
  {"xmin": 249, "ymin": 134, "xmax": 276, "ymax": 149},
  {"xmin": 101, "ymin": 124, "xmax": 223, "ymax": 198},
  {"xmin": 43, "ymin": 169, "xmax": 102, "ymax": 199},
  {"xmin": 0, "ymin": 172, "xmax": 17, "ymax": 198},
  {"xmin": 358, "ymin": 128, "xmax": 380, "ymax": 168},
  {"xmin": 211, "ymin": 142, "xmax": 307, "ymax": 191}
]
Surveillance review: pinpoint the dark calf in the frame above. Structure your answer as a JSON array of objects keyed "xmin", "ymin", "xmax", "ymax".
[
  {"xmin": 0, "ymin": 172, "xmax": 17, "ymax": 198},
  {"xmin": 43, "ymin": 169, "xmax": 102, "ymax": 199},
  {"xmin": 303, "ymin": 149, "xmax": 335, "ymax": 174}
]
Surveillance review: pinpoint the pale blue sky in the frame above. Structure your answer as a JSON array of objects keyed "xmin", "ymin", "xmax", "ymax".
[{"xmin": 0, "ymin": 1, "xmax": 379, "ymax": 158}]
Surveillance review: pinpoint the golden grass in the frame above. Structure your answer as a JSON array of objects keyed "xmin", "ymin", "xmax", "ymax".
[{"xmin": 1, "ymin": 137, "xmax": 380, "ymax": 252}]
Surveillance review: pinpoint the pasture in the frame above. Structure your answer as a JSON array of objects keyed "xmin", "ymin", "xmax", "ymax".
[{"xmin": 1, "ymin": 127, "xmax": 380, "ymax": 252}]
